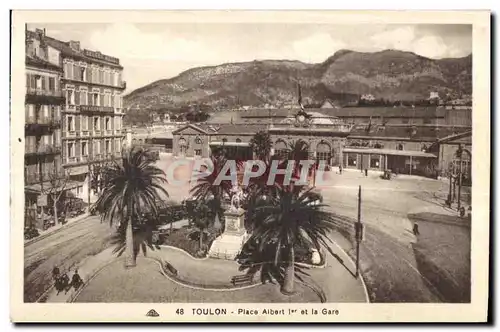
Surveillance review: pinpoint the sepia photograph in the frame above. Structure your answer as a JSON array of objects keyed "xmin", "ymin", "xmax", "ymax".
[{"xmin": 10, "ymin": 10, "xmax": 490, "ymax": 323}]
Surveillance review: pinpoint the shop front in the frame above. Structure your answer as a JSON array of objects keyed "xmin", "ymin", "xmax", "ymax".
[{"xmin": 343, "ymin": 148, "xmax": 438, "ymax": 176}]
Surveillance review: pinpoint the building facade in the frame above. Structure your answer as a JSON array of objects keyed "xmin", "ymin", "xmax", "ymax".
[
  {"xmin": 25, "ymin": 29, "xmax": 77, "ymax": 226},
  {"xmin": 38, "ymin": 30, "xmax": 127, "ymax": 200},
  {"xmin": 172, "ymin": 106, "xmax": 472, "ymax": 179}
]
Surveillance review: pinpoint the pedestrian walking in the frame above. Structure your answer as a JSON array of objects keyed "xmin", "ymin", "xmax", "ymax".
[
  {"xmin": 71, "ymin": 269, "xmax": 83, "ymax": 290},
  {"xmin": 365, "ymin": 168, "xmax": 368, "ymax": 177},
  {"xmin": 52, "ymin": 266, "xmax": 60, "ymax": 281},
  {"xmin": 412, "ymin": 222, "xmax": 420, "ymax": 236},
  {"xmin": 339, "ymin": 165, "xmax": 343, "ymax": 175}
]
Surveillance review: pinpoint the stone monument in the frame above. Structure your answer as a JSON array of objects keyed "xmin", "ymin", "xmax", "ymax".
[{"xmin": 208, "ymin": 184, "xmax": 249, "ymax": 260}]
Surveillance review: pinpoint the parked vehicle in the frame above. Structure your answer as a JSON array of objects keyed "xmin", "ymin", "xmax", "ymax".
[{"xmin": 24, "ymin": 227, "xmax": 40, "ymax": 240}]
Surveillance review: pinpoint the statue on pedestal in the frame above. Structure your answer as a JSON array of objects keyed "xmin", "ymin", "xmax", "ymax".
[{"xmin": 230, "ymin": 183, "xmax": 244, "ymax": 212}]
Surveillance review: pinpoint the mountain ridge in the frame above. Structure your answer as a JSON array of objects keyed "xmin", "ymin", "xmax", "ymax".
[{"xmin": 124, "ymin": 49, "xmax": 472, "ymax": 111}]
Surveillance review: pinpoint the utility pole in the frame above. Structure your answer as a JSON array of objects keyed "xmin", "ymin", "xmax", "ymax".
[
  {"xmin": 457, "ymin": 145, "xmax": 463, "ymax": 211},
  {"xmin": 355, "ymin": 185, "xmax": 363, "ymax": 278}
]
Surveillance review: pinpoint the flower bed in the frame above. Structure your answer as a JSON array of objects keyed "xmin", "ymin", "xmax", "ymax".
[{"xmin": 161, "ymin": 226, "xmax": 217, "ymax": 258}]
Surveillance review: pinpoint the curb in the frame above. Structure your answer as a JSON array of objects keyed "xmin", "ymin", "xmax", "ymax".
[
  {"xmin": 158, "ymin": 245, "xmax": 209, "ymax": 261},
  {"xmin": 149, "ymin": 257, "xmax": 262, "ymax": 292},
  {"xmin": 329, "ymin": 240, "xmax": 371, "ymax": 303},
  {"xmin": 25, "ymin": 213, "xmax": 90, "ymax": 247},
  {"xmin": 69, "ymin": 256, "xmax": 122, "ymax": 303}
]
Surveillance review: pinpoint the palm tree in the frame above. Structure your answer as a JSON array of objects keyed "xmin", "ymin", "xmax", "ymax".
[
  {"xmin": 93, "ymin": 147, "xmax": 169, "ymax": 268},
  {"xmin": 249, "ymin": 131, "xmax": 272, "ymax": 161},
  {"xmin": 190, "ymin": 154, "xmax": 242, "ymax": 227},
  {"xmin": 246, "ymin": 184, "xmax": 342, "ymax": 295}
]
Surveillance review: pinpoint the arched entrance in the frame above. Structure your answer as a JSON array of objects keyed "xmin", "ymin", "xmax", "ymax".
[
  {"xmin": 316, "ymin": 141, "xmax": 332, "ymax": 165},
  {"xmin": 178, "ymin": 137, "xmax": 187, "ymax": 156},
  {"xmin": 274, "ymin": 140, "xmax": 288, "ymax": 158}
]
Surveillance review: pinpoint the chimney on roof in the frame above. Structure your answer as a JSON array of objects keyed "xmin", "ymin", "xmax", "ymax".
[
  {"xmin": 69, "ymin": 40, "xmax": 81, "ymax": 51},
  {"xmin": 35, "ymin": 28, "xmax": 44, "ymax": 37}
]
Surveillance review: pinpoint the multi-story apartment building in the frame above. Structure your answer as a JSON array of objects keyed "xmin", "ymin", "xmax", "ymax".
[
  {"xmin": 25, "ymin": 29, "xmax": 68, "ymax": 225},
  {"xmin": 39, "ymin": 29, "xmax": 126, "ymax": 200}
]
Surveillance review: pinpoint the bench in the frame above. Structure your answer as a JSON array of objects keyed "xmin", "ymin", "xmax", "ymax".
[
  {"xmin": 231, "ymin": 274, "xmax": 253, "ymax": 286},
  {"xmin": 164, "ymin": 262, "xmax": 178, "ymax": 276}
]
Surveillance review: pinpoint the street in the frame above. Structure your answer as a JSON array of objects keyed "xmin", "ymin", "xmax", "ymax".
[
  {"xmin": 24, "ymin": 215, "xmax": 116, "ymax": 302},
  {"xmin": 24, "ymin": 154, "xmax": 471, "ymax": 303}
]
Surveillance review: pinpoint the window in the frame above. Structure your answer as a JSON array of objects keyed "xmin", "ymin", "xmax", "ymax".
[
  {"xmin": 110, "ymin": 95, "xmax": 115, "ymax": 108},
  {"xmin": 80, "ymin": 67, "xmax": 86, "ymax": 81},
  {"xmin": 48, "ymin": 77, "xmax": 55, "ymax": 91},
  {"xmin": 370, "ymin": 155, "xmax": 380, "ymax": 168},
  {"xmin": 67, "ymin": 116, "xmax": 74, "ymax": 132},
  {"xmin": 93, "ymin": 117, "xmax": 100, "ymax": 131},
  {"xmin": 236, "ymin": 138, "xmax": 242, "ymax": 143},
  {"xmin": 105, "ymin": 117, "xmax": 111, "ymax": 130},
  {"xmin": 195, "ymin": 136, "xmax": 202, "ymax": 144},
  {"xmin": 81, "ymin": 141, "xmax": 88, "ymax": 156},
  {"xmin": 347, "ymin": 154, "xmax": 357, "ymax": 167},
  {"xmin": 105, "ymin": 140, "xmax": 111, "ymax": 154},
  {"xmin": 73, "ymin": 64, "xmax": 79, "ymax": 80},
  {"xmin": 93, "ymin": 140, "xmax": 100, "ymax": 155},
  {"xmin": 195, "ymin": 149, "xmax": 202, "ymax": 156},
  {"xmin": 75, "ymin": 90, "xmax": 80, "ymax": 105},
  {"xmin": 68, "ymin": 142, "xmax": 75, "ymax": 157},
  {"xmin": 402, "ymin": 118, "xmax": 409, "ymax": 124},
  {"xmin": 423, "ymin": 117, "xmax": 431, "ymax": 124},
  {"xmin": 99, "ymin": 70, "xmax": 104, "ymax": 84},
  {"xmin": 115, "ymin": 139, "xmax": 121, "ymax": 153},
  {"xmin": 67, "ymin": 90, "xmax": 74, "ymax": 105},
  {"xmin": 81, "ymin": 115, "xmax": 88, "ymax": 130},
  {"xmin": 397, "ymin": 144, "xmax": 404, "ymax": 151},
  {"xmin": 80, "ymin": 91, "xmax": 87, "ymax": 105}
]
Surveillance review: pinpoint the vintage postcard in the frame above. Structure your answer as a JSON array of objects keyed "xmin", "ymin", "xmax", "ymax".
[{"xmin": 10, "ymin": 10, "xmax": 490, "ymax": 323}]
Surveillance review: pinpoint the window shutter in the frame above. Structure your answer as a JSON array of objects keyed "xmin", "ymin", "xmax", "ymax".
[
  {"xmin": 26, "ymin": 74, "xmax": 30, "ymax": 89},
  {"xmin": 75, "ymin": 115, "xmax": 81, "ymax": 131},
  {"xmin": 75, "ymin": 90, "xmax": 80, "ymax": 105},
  {"xmin": 41, "ymin": 76, "xmax": 46, "ymax": 90},
  {"xmin": 76, "ymin": 140, "xmax": 81, "ymax": 157}
]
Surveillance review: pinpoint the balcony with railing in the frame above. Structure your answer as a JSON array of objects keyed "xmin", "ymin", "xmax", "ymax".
[
  {"xmin": 25, "ymin": 115, "xmax": 62, "ymax": 132},
  {"xmin": 78, "ymin": 105, "xmax": 115, "ymax": 114},
  {"xmin": 26, "ymin": 88, "xmax": 65, "ymax": 105},
  {"xmin": 25, "ymin": 169, "xmax": 66, "ymax": 185},
  {"xmin": 25, "ymin": 143, "xmax": 61, "ymax": 156}
]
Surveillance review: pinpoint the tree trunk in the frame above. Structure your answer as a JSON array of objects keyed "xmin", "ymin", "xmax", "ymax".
[
  {"xmin": 199, "ymin": 229, "xmax": 203, "ymax": 250},
  {"xmin": 281, "ymin": 245, "xmax": 295, "ymax": 295},
  {"xmin": 53, "ymin": 195, "xmax": 58, "ymax": 225},
  {"xmin": 125, "ymin": 218, "xmax": 136, "ymax": 268}
]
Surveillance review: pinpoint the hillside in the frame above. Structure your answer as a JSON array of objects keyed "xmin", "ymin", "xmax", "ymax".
[{"xmin": 124, "ymin": 49, "xmax": 472, "ymax": 111}]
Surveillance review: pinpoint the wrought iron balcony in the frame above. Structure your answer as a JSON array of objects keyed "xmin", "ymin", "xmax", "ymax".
[
  {"xmin": 25, "ymin": 88, "xmax": 65, "ymax": 105},
  {"xmin": 25, "ymin": 116, "xmax": 62, "ymax": 130},
  {"xmin": 78, "ymin": 105, "xmax": 115, "ymax": 114},
  {"xmin": 26, "ymin": 87, "xmax": 63, "ymax": 97},
  {"xmin": 25, "ymin": 170, "xmax": 66, "ymax": 184}
]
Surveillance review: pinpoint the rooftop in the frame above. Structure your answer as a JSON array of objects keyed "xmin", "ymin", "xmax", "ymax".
[{"xmin": 28, "ymin": 30, "xmax": 123, "ymax": 69}]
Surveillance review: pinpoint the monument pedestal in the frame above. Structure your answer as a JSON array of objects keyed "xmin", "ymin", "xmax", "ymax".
[{"xmin": 209, "ymin": 208, "xmax": 248, "ymax": 260}]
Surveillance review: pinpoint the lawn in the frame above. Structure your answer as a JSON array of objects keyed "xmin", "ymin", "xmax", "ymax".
[{"xmin": 162, "ymin": 226, "xmax": 217, "ymax": 258}]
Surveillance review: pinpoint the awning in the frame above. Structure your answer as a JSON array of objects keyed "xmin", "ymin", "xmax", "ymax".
[
  {"xmin": 209, "ymin": 141, "xmax": 250, "ymax": 147},
  {"xmin": 343, "ymin": 148, "xmax": 437, "ymax": 158},
  {"xmin": 24, "ymin": 180, "xmax": 82, "ymax": 195}
]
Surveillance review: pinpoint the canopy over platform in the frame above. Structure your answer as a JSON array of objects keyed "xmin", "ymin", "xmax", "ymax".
[{"xmin": 343, "ymin": 148, "xmax": 438, "ymax": 158}]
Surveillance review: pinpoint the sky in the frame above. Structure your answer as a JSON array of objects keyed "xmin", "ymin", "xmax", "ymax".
[{"xmin": 28, "ymin": 23, "xmax": 472, "ymax": 94}]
